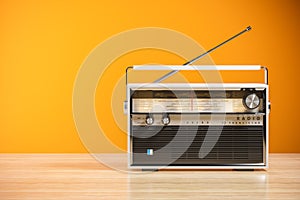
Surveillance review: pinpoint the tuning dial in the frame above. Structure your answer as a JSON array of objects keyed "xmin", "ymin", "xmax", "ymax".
[
  {"xmin": 161, "ymin": 114, "xmax": 170, "ymax": 125},
  {"xmin": 145, "ymin": 115, "xmax": 154, "ymax": 125},
  {"xmin": 244, "ymin": 93, "xmax": 260, "ymax": 110}
]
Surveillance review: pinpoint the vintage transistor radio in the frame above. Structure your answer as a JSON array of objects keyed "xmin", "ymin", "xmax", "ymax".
[{"xmin": 124, "ymin": 27, "xmax": 270, "ymax": 170}]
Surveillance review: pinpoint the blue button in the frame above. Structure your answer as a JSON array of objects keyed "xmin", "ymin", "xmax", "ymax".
[{"xmin": 147, "ymin": 149, "xmax": 153, "ymax": 155}]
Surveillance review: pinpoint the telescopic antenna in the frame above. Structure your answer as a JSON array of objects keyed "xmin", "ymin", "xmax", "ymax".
[{"xmin": 153, "ymin": 26, "xmax": 252, "ymax": 83}]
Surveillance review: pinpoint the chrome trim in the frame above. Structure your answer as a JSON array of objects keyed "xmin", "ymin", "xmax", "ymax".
[
  {"xmin": 132, "ymin": 114, "xmax": 264, "ymax": 126},
  {"xmin": 133, "ymin": 65, "xmax": 262, "ymax": 71}
]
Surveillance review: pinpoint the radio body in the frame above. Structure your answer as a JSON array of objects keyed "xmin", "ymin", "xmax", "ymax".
[{"xmin": 126, "ymin": 65, "xmax": 270, "ymax": 170}]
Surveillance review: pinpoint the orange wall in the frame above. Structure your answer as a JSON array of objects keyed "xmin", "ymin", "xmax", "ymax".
[{"xmin": 0, "ymin": 0, "xmax": 299, "ymax": 153}]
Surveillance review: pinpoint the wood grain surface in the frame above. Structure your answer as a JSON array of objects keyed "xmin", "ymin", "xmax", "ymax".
[{"xmin": 0, "ymin": 154, "xmax": 299, "ymax": 200}]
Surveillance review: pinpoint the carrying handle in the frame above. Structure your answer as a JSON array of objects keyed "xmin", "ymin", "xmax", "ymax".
[{"xmin": 126, "ymin": 65, "xmax": 268, "ymax": 85}]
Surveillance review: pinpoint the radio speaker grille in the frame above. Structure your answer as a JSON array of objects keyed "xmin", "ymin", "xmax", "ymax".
[{"xmin": 132, "ymin": 126, "xmax": 264, "ymax": 165}]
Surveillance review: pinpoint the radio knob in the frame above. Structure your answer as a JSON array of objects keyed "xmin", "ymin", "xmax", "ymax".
[
  {"xmin": 145, "ymin": 115, "xmax": 154, "ymax": 125},
  {"xmin": 161, "ymin": 115, "xmax": 170, "ymax": 125},
  {"xmin": 244, "ymin": 93, "xmax": 260, "ymax": 110}
]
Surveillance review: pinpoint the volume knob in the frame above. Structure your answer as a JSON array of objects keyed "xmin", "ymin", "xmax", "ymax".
[
  {"xmin": 145, "ymin": 115, "xmax": 154, "ymax": 125},
  {"xmin": 244, "ymin": 93, "xmax": 260, "ymax": 110},
  {"xmin": 161, "ymin": 114, "xmax": 170, "ymax": 125}
]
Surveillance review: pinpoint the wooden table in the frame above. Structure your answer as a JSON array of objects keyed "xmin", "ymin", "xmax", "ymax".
[{"xmin": 0, "ymin": 154, "xmax": 299, "ymax": 199}]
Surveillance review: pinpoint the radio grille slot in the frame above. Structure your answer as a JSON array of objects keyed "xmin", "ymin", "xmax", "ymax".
[{"xmin": 132, "ymin": 126, "xmax": 264, "ymax": 165}]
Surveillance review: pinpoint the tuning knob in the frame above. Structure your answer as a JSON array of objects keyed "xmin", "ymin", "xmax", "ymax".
[
  {"xmin": 244, "ymin": 93, "xmax": 260, "ymax": 110},
  {"xmin": 161, "ymin": 114, "xmax": 170, "ymax": 125},
  {"xmin": 145, "ymin": 115, "xmax": 154, "ymax": 125}
]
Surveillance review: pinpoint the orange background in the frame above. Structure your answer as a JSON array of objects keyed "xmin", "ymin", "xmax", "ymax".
[{"xmin": 0, "ymin": 0, "xmax": 299, "ymax": 153}]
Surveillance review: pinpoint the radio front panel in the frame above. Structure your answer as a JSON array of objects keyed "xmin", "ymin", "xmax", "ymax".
[{"xmin": 127, "ymin": 83, "xmax": 269, "ymax": 169}]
